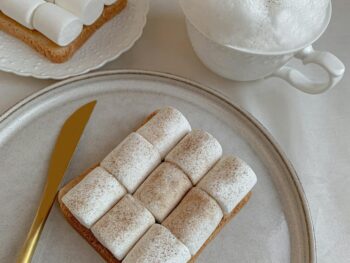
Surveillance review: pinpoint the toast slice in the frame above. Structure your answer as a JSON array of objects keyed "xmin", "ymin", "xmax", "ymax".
[
  {"xmin": 57, "ymin": 110, "xmax": 252, "ymax": 262},
  {"xmin": 58, "ymin": 171, "xmax": 251, "ymax": 263},
  {"xmin": 0, "ymin": 0, "xmax": 127, "ymax": 63}
]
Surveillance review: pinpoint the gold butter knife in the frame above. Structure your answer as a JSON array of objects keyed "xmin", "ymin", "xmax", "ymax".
[{"xmin": 17, "ymin": 100, "xmax": 97, "ymax": 263}]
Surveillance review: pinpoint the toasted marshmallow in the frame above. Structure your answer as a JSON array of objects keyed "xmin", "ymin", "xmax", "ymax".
[
  {"xmin": 134, "ymin": 162, "xmax": 192, "ymax": 222},
  {"xmin": 123, "ymin": 224, "xmax": 191, "ymax": 263},
  {"xmin": 162, "ymin": 188, "xmax": 223, "ymax": 255},
  {"xmin": 62, "ymin": 167, "xmax": 126, "ymax": 228},
  {"xmin": 32, "ymin": 3, "xmax": 83, "ymax": 46},
  {"xmin": 165, "ymin": 129, "xmax": 222, "ymax": 184},
  {"xmin": 101, "ymin": 132, "xmax": 161, "ymax": 193},
  {"xmin": 55, "ymin": 0, "xmax": 104, "ymax": 25},
  {"xmin": 137, "ymin": 107, "xmax": 191, "ymax": 158},
  {"xmin": 0, "ymin": 0, "xmax": 45, "ymax": 29},
  {"xmin": 198, "ymin": 155, "xmax": 257, "ymax": 214},
  {"xmin": 91, "ymin": 195, "xmax": 155, "ymax": 260}
]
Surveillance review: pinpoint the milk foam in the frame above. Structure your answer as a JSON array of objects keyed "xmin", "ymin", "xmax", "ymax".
[{"xmin": 181, "ymin": 0, "xmax": 330, "ymax": 52}]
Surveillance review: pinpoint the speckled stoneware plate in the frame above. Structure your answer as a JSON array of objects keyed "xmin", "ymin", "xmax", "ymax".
[
  {"xmin": 0, "ymin": 0, "xmax": 148, "ymax": 80},
  {"xmin": 0, "ymin": 70, "xmax": 315, "ymax": 263}
]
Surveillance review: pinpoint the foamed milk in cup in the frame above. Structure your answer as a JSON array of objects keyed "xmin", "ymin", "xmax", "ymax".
[{"xmin": 180, "ymin": 0, "xmax": 330, "ymax": 52}]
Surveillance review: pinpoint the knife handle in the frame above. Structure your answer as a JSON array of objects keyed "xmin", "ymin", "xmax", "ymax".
[{"xmin": 16, "ymin": 187, "xmax": 57, "ymax": 263}]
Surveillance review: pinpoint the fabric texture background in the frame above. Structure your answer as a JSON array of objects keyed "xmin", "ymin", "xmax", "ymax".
[{"xmin": 0, "ymin": 0, "xmax": 349, "ymax": 262}]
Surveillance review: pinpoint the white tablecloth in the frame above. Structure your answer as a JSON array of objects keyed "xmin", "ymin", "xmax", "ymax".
[{"xmin": 0, "ymin": 1, "xmax": 349, "ymax": 262}]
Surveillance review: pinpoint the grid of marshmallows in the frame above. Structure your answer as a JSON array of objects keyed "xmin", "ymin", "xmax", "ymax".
[
  {"xmin": 0, "ymin": 0, "xmax": 120, "ymax": 46},
  {"xmin": 62, "ymin": 107, "xmax": 257, "ymax": 262}
]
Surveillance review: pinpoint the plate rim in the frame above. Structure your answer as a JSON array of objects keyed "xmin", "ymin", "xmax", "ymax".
[
  {"xmin": 0, "ymin": 69, "xmax": 316, "ymax": 262},
  {"xmin": 0, "ymin": 0, "xmax": 149, "ymax": 80}
]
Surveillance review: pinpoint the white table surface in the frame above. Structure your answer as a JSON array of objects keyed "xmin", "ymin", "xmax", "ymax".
[{"xmin": 0, "ymin": 1, "xmax": 349, "ymax": 262}]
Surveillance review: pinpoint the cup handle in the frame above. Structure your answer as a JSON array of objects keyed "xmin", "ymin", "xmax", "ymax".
[{"xmin": 271, "ymin": 45, "xmax": 345, "ymax": 94}]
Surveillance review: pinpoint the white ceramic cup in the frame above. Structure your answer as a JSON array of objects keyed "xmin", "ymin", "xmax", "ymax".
[{"xmin": 184, "ymin": 3, "xmax": 345, "ymax": 94}]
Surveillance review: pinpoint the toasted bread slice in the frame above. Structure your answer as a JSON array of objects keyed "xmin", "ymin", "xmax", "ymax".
[
  {"xmin": 57, "ymin": 110, "xmax": 252, "ymax": 262},
  {"xmin": 0, "ymin": 0, "xmax": 127, "ymax": 63}
]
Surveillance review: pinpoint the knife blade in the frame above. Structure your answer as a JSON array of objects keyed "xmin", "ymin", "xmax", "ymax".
[{"xmin": 17, "ymin": 100, "xmax": 97, "ymax": 263}]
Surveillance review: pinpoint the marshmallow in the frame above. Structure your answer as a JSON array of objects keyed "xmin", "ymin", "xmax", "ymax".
[
  {"xmin": 123, "ymin": 224, "xmax": 191, "ymax": 263},
  {"xmin": 32, "ymin": 3, "xmax": 83, "ymax": 46},
  {"xmin": 0, "ymin": 0, "xmax": 45, "ymax": 29},
  {"xmin": 198, "ymin": 155, "xmax": 257, "ymax": 214},
  {"xmin": 134, "ymin": 162, "xmax": 192, "ymax": 222},
  {"xmin": 101, "ymin": 133, "xmax": 161, "ymax": 193},
  {"xmin": 165, "ymin": 129, "xmax": 222, "ymax": 184},
  {"xmin": 54, "ymin": 0, "xmax": 104, "ymax": 25},
  {"xmin": 62, "ymin": 167, "xmax": 126, "ymax": 228},
  {"xmin": 91, "ymin": 195, "xmax": 155, "ymax": 260},
  {"xmin": 137, "ymin": 107, "xmax": 191, "ymax": 158},
  {"xmin": 162, "ymin": 188, "xmax": 223, "ymax": 255}
]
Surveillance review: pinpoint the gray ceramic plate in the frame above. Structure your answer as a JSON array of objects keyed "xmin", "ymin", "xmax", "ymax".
[{"xmin": 0, "ymin": 70, "xmax": 315, "ymax": 263}]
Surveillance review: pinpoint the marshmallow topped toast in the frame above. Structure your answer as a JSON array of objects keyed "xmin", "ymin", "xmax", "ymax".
[
  {"xmin": 0, "ymin": 0, "xmax": 127, "ymax": 63},
  {"xmin": 58, "ymin": 107, "xmax": 257, "ymax": 262}
]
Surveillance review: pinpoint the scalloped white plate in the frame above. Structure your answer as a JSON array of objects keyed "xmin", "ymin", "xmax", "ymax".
[{"xmin": 0, "ymin": 0, "xmax": 148, "ymax": 79}]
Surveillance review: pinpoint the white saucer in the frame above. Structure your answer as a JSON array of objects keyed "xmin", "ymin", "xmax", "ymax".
[{"xmin": 0, "ymin": 0, "xmax": 148, "ymax": 79}]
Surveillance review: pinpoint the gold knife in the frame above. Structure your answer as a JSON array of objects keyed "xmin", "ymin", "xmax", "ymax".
[{"xmin": 16, "ymin": 100, "xmax": 97, "ymax": 263}]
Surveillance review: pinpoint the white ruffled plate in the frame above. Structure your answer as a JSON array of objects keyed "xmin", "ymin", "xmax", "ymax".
[{"xmin": 0, "ymin": 0, "xmax": 148, "ymax": 79}]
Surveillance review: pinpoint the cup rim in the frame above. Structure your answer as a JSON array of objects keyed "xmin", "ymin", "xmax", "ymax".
[{"xmin": 182, "ymin": 1, "xmax": 332, "ymax": 56}]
